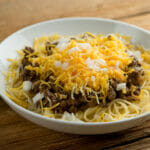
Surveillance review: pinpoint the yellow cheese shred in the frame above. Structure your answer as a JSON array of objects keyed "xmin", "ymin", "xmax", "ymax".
[{"xmin": 24, "ymin": 33, "xmax": 133, "ymax": 103}]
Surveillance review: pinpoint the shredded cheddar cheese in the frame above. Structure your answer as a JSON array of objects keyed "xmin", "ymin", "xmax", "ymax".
[{"xmin": 20, "ymin": 33, "xmax": 133, "ymax": 104}]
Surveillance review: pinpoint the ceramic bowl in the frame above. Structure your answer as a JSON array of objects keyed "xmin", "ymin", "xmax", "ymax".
[{"xmin": 0, "ymin": 17, "xmax": 150, "ymax": 134}]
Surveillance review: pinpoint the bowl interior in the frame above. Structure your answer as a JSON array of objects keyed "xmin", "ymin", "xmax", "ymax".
[{"xmin": 0, "ymin": 17, "xmax": 150, "ymax": 124}]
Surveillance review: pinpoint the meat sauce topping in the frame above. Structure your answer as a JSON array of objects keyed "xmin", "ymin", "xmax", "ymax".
[{"xmin": 20, "ymin": 43, "xmax": 145, "ymax": 113}]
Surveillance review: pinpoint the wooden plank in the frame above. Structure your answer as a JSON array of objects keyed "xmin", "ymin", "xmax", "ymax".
[
  {"xmin": 120, "ymin": 13, "xmax": 150, "ymax": 30},
  {"xmin": 0, "ymin": 0, "xmax": 150, "ymax": 41},
  {"xmin": 0, "ymin": 98, "xmax": 150, "ymax": 150},
  {"xmin": 112, "ymin": 138, "xmax": 150, "ymax": 150}
]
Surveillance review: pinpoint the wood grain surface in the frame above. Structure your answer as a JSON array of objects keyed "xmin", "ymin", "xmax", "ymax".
[{"xmin": 1, "ymin": 0, "xmax": 150, "ymax": 149}]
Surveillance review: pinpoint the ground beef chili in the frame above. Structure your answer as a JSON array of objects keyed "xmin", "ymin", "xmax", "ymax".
[
  {"xmin": 117, "ymin": 57, "xmax": 144, "ymax": 100},
  {"xmin": 106, "ymin": 57, "xmax": 144, "ymax": 102},
  {"xmin": 54, "ymin": 94, "xmax": 97, "ymax": 113},
  {"xmin": 20, "ymin": 45, "xmax": 145, "ymax": 113},
  {"xmin": 20, "ymin": 46, "xmax": 40, "ymax": 82},
  {"xmin": 107, "ymin": 79, "xmax": 119, "ymax": 101},
  {"xmin": 45, "ymin": 41, "xmax": 58, "ymax": 55},
  {"xmin": 22, "ymin": 47, "xmax": 34, "ymax": 68}
]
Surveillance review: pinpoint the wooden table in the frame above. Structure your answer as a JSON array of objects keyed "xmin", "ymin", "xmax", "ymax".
[{"xmin": 1, "ymin": 0, "xmax": 150, "ymax": 149}]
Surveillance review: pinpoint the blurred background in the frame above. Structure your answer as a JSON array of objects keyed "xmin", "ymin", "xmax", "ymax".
[{"xmin": 1, "ymin": 0, "xmax": 150, "ymax": 42}]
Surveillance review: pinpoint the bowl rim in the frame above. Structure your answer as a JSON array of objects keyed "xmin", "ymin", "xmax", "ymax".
[{"xmin": 0, "ymin": 17, "xmax": 150, "ymax": 126}]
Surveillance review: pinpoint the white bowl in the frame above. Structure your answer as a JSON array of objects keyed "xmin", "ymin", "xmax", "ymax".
[{"xmin": 0, "ymin": 17, "xmax": 150, "ymax": 134}]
